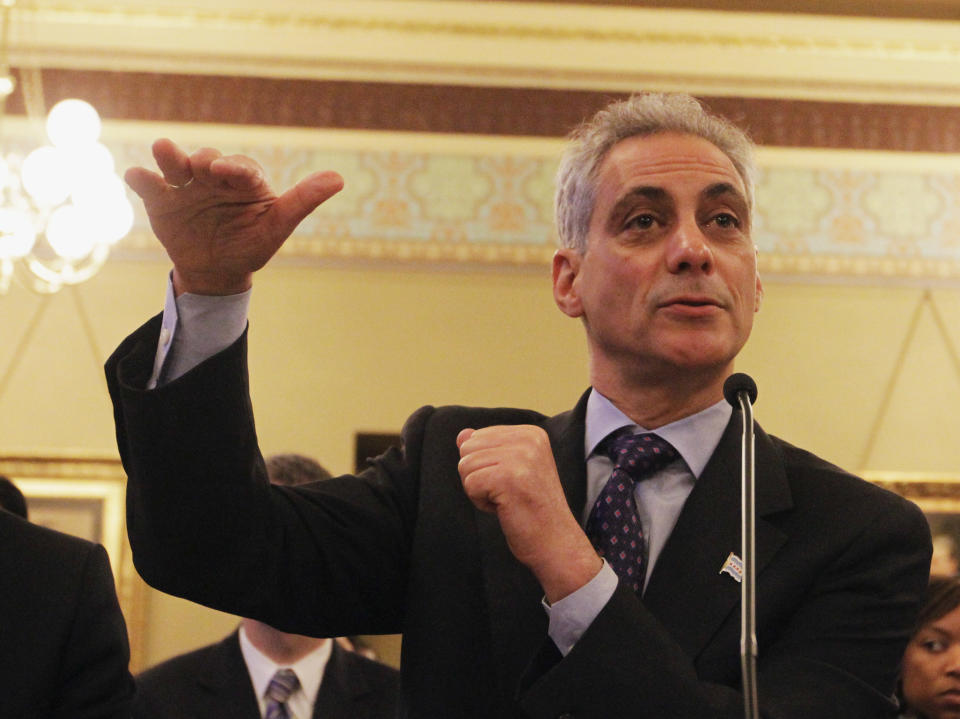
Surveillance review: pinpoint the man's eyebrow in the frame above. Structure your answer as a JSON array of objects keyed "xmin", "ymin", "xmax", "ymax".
[
  {"xmin": 616, "ymin": 186, "xmax": 669, "ymax": 206},
  {"xmin": 702, "ymin": 182, "xmax": 748, "ymax": 207},
  {"xmin": 605, "ymin": 186, "xmax": 670, "ymax": 229}
]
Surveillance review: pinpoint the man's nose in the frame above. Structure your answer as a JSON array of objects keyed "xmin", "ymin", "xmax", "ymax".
[{"xmin": 665, "ymin": 219, "xmax": 713, "ymax": 274}]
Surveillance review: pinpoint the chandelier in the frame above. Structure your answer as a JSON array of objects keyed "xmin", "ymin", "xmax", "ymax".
[{"xmin": 0, "ymin": 1, "xmax": 134, "ymax": 294}]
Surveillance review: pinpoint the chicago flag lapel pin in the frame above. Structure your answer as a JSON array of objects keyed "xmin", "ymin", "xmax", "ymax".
[{"xmin": 719, "ymin": 552, "xmax": 743, "ymax": 583}]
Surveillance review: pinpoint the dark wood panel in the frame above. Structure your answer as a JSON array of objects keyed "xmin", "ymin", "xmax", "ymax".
[{"xmin": 8, "ymin": 68, "xmax": 960, "ymax": 152}]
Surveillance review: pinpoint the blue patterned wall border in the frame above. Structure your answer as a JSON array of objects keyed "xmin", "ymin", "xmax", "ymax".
[{"xmin": 85, "ymin": 124, "xmax": 960, "ymax": 281}]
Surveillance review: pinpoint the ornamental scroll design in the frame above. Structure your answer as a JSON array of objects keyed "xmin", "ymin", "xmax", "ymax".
[{"xmin": 110, "ymin": 133, "xmax": 960, "ymax": 280}]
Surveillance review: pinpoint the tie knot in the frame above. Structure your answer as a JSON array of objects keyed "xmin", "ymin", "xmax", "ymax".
[
  {"xmin": 266, "ymin": 668, "xmax": 300, "ymax": 704},
  {"xmin": 602, "ymin": 429, "xmax": 678, "ymax": 480}
]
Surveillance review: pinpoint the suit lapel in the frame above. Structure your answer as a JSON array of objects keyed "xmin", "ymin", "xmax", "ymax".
[
  {"xmin": 313, "ymin": 643, "xmax": 369, "ymax": 719},
  {"xmin": 474, "ymin": 392, "xmax": 589, "ymax": 705},
  {"xmin": 642, "ymin": 413, "xmax": 793, "ymax": 662},
  {"xmin": 195, "ymin": 632, "xmax": 262, "ymax": 719},
  {"xmin": 547, "ymin": 391, "xmax": 590, "ymax": 519}
]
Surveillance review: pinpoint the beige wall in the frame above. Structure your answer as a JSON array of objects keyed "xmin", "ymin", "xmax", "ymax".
[{"xmin": 2, "ymin": 256, "xmax": 959, "ymax": 669}]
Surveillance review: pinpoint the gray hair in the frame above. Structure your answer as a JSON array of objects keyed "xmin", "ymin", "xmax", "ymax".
[
  {"xmin": 554, "ymin": 92, "xmax": 756, "ymax": 252},
  {"xmin": 265, "ymin": 453, "xmax": 332, "ymax": 487}
]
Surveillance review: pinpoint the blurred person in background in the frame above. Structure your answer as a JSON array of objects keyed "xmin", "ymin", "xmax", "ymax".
[
  {"xmin": 133, "ymin": 454, "xmax": 400, "ymax": 719},
  {"xmin": 900, "ymin": 576, "xmax": 960, "ymax": 719}
]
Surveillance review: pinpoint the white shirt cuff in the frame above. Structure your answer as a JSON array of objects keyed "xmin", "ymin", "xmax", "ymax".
[
  {"xmin": 543, "ymin": 559, "xmax": 618, "ymax": 656},
  {"xmin": 148, "ymin": 273, "xmax": 251, "ymax": 389}
]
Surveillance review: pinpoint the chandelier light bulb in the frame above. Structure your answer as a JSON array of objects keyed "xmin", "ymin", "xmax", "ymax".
[
  {"xmin": 72, "ymin": 177, "xmax": 135, "ymax": 245},
  {"xmin": 1, "ymin": 96, "xmax": 133, "ymax": 294},
  {"xmin": 46, "ymin": 99, "xmax": 102, "ymax": 148},
  {"xmin": 70, "ymin": 141, "xmax": 116, "ymax": 177},
  {"xmin": 20, "ymin": 146, "xmax": 72, "ymax": 207},
  {"xmin": 71, "ymin": 172, "xmax": 124, "ymax": 209},
  {"xmin": 46, "ymin": 204, "xmax": 97, "ymax": 260},
  {"xmin": 0, "ymin": 208, "xmax": 38, "ymax": 258},
  {"xmin": 90, "ymin": 196, "xmax": 134, "ymax": 245}
]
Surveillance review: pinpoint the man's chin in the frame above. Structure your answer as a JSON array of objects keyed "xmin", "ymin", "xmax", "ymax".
[{"xmin": 655, "ymin": 342, "xmax": 740, "ymax": 375}]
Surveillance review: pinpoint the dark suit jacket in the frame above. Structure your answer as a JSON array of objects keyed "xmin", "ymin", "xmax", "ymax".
[
  {"xmin": 0, "ymin": 511, "xmax": 134, "ymax": 719},
  {"xmin": 132, "ymin": 631, "xmax": 399, "ymax": 718},
  {"xmin": 107, "ymin": 316, "xmax": 931, "ymax": 719}
]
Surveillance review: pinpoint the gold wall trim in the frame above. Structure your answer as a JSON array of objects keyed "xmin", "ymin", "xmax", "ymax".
[
  {"xmin": 123, "ymin": 235, "xmax": 960, "ymax": 284},
  {"xmin": 281, "ymin": 237, "xmax": 554, "ymax": 266},
  {"xmin": 10, "ymin": 2, "xmax": 960, "ymax": 104},
  {"xmin": 759, "ymin": 255, "xmax": 960, "ymax": 283}
]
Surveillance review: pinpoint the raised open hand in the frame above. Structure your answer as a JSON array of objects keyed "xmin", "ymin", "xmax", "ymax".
[{"xmin": 125, "ymin": 138, "xmax": 343, "ymax": 295}]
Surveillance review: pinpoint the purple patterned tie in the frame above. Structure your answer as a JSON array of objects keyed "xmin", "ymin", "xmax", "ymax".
[
  {"xmin": 586, "ymin": 429, "xmax": 679, "ymax": 593},
  {"xmin": 264, "ymin": 668, "xmax": 300, "ymax": 719}
]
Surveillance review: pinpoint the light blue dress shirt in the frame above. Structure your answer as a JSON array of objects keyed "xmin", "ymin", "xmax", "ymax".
[{"xmin": 546, "ymin": 391, "xmax": 730, "ymax": 655}]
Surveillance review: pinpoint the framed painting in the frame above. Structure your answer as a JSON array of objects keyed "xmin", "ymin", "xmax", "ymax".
[
  {"xmin": 354, "ymin": 432, "xmax": 402, "ymax": 473},
  {"xmin": 865, "ymin": 472, "xmax": 960, "ymax": 578},
  {"xmin": 0, "ymin": 455, "xmax": 146, "ymax": 671}
]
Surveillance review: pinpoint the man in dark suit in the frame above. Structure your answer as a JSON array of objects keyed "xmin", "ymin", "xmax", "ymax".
[
  {"xmin": 107, "ymin": 92, "xmax": 931, "ymax": 718},
  {"xmin": 133, "ymin": 632, "xmax": 399, "ymax": 719},
  {"xmin": 132, "ymin": 454, "xmax": 400, "ymax": 719},
  {"xmin": 0, "ymin": 475, "xmax": 134, "ymax": 718}
]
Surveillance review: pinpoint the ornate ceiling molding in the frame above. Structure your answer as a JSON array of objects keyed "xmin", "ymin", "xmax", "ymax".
[{"xmin": 10, "ymin": 1, "xmax": 960, "ymax": 105}]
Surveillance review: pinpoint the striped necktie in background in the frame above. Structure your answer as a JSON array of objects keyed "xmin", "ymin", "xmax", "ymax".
[{"xmin": 264, "ymin": 668, "xmax": 300, "ymax": 719}]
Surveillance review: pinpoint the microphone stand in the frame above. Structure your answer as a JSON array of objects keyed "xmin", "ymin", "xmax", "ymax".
[{"xmin": 736, "ymin": 388, "xmax": 759, "ymax": 719}]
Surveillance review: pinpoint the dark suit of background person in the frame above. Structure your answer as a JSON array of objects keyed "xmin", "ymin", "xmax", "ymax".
[
  {"xmin": 106, "ymin": 93, "xmax": 932, "ymax": 718},
  {"xmin": 0, "ymin": 475, "xmax": 134, "ymax": 719},
  {"xmin": 132, "ymin": 454, "xmax": 400, "ymax": 719},
  {"xmin": 133, "ymin": 631, "xmax": 399, "ymax": 719}
]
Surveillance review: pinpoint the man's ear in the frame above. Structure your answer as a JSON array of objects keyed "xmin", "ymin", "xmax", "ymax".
[{"xmin": 553, "ymin": 248, "xmax": 584, "ymax": 318}]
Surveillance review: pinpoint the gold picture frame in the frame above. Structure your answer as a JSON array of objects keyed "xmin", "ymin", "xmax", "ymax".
[
  {"xmin": 865, "ymin": 472, "xmax": 960, "ymax": 513},
  {"xmin": 866, "ymin": 471, "xmax": 960, "ymax": 578},
  {"xmin": 0, "ymin": 455, "xmax": 146, "ymax": 672}
]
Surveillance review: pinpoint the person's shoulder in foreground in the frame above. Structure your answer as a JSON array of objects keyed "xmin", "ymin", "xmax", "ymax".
[{"xmin": 0, "ymin": 510, "xmax": 134, "ymax": 719}]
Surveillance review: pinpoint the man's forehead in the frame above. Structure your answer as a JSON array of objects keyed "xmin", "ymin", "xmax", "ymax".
[
  {"xmin": 614, "ymin": 182, "xmax": 744, "ymax": 203},
  {"xmin": 598, "ymin": 132, "xmax": 744, "ymax": 193}
]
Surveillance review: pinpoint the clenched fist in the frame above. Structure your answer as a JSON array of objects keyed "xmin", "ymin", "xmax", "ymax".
[{"xmin": 457, "ymin": 425, "xmax": 602, "ymax": 603}]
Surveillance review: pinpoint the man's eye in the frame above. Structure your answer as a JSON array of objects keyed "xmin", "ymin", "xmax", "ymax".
[
  {"xmin": 626, "ymin": 214, "xmax": 655, "ymax": 230},
  {"xmin": 710, "ymin": 213, "xmax": 740, "ymax": 229}
]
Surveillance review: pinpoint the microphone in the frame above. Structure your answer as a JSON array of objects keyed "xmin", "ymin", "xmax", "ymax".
[
  {"xmin": 724, "ymin": 372, "xmax": 759, "ymax": 719},
  {"xmin": 723, "ymin": 372, "xmax": 758, "ymax": 408}
]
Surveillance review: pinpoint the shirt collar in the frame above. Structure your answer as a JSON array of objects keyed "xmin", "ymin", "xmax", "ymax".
[
  {"xmin": 585, "ymin": 388, "xmax": 732, "ymax": 479},
  {"xmin": 238, "ymin": 624, "xmax": 332, "ymax": 709}
]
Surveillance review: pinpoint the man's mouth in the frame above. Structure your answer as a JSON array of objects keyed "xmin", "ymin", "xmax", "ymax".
[{"xmin": 659, "ymin": 296, "xmax": 722, "ymax": 309}]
